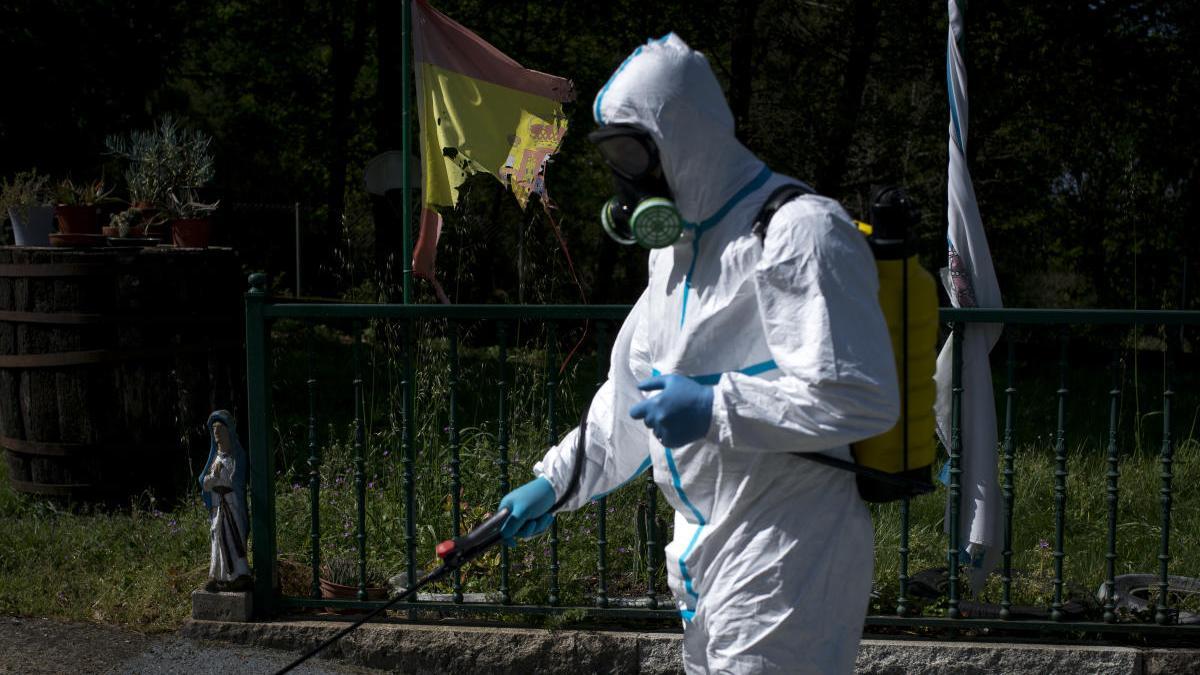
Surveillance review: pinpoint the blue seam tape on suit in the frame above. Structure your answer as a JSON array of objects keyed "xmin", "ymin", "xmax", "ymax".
[
  {"xmin": 646, "ymin": 358, "xmax": 780, "ymax": 616},
  {"xmin": 679, "ymin": 165, "xmax": 773, "ymax": 327}
]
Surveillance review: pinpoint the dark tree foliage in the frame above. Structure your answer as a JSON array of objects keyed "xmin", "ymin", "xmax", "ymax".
[{"xmin": 1, "ymin": 1, "xmax": 1196, "ymax": 310}]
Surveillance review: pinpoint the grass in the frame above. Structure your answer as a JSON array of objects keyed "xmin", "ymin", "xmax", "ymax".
[
  {"xmin": 871, "ymin": 438, "xmax": 1200, "ymax": 617},
  {"xmin": 1, "ymin": 321, "xmax": 1197, "ymax": 632},
  {"xmin": 0, "ymin": 459, "xmax": 211, "ymax": 632}
]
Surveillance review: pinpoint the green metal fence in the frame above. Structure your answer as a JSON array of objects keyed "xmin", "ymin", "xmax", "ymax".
[{"xmin": 246, "ymin": 274, "xmax": 1200, "ymax": 639}]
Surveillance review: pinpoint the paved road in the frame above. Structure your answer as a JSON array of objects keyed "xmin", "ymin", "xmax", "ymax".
[{"xmin": 0, "ymin": 617, "xmax": 385, "ymax": 675}]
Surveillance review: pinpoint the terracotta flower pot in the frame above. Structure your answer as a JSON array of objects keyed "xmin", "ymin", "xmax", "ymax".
[
  {"xmin": 55, "ymin": 205, "xmax": 99, "ymax": 234},
  {"xmin": 170, "ymin": 218, "xmax": 211, "ymax": 248},
  {"xmin": 318, "ymin": 577, "xmax": 388, "ymax": 615}
]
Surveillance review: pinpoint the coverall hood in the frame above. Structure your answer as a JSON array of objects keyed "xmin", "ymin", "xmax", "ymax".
[{"xmin": 593, "ymin": 34, "xmax": 765, "ymax": 226}]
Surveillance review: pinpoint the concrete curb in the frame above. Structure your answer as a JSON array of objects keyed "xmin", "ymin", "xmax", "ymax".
[{"xmin": 182, "ymin": 619, "xmax": 1200, "ymax": 674}]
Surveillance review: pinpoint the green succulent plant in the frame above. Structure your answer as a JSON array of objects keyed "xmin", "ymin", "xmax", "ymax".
[
  {"xmin": 52, "ymin": 177, "xmax": 116, "ymax": 207},
  {"xmin": 165, "ymin": 187, "xmax": 220, "ymax": 220},
  {"xmin": 108, "ymin": 206, "xmax": 167, "ymax": 238}
]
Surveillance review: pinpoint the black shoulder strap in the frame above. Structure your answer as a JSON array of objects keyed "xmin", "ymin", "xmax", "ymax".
[{"xmin": 752, "ymin": 183, "xmax": 814, "ymax": 243}]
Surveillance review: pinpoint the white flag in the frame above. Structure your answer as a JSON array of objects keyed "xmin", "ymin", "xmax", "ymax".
[{"xmin": 935, "ymin": 0, "xmax": 1003, "ymax": 593}]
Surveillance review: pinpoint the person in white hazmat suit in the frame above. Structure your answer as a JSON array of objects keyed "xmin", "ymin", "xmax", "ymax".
[{"xmin": 497, "ymin": 34, "xmax": 899, "ymax": 674}]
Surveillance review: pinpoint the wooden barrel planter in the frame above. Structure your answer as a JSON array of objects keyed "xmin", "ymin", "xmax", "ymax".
[{"xmin": 0, "ymin": 246, "xmax": 245, "ymax": 502}]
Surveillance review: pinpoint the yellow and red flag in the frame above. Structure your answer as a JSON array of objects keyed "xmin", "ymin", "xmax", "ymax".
[{"xmin": 411, "ymin": 0, "xmax": 574, "ymax": 282}]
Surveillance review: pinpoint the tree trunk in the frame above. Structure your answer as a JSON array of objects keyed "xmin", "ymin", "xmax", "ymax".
[
  {"xmin": 728, "ymin": 0, "xmax": 762, "ymax": 142},
  {"xmin": 324, "ymin": 0, "xmax": 370, "ymax": 293},
  {"xmin": 814, "ymin": 0, "xmax": 880, "ymax": 198},
  {"xmin": 374, "ymin": 0, "xmax": 405, "ymax": 296}
]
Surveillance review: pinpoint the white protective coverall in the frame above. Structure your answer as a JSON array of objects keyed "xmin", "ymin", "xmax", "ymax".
[{"xmin": 533, "ymin": 34, "xmax": 899, "ymax": 674}]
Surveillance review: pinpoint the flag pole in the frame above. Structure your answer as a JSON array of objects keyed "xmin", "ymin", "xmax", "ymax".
[{"xmin": 401, "ymin": 0, "xmax": 413, "ymax": 305}]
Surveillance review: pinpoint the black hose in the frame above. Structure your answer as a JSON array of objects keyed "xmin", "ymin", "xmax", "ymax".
[{"xmin": 550, "ymin": 402, "xmax": 590, "ymax": 512}]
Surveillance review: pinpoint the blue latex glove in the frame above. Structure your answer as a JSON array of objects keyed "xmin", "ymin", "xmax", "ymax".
[
  {"xmin": 498, "ymin": 476, "xmax": 557, "ymax": 546},
  {"xmin": 629, "ymin": 374, "xmax": 714, "ymax": 447}
]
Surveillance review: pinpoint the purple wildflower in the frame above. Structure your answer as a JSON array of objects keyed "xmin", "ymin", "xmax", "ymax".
[{"xmin": 1038, "ymin": 539, "xmax": 1050, "ymax": 550}]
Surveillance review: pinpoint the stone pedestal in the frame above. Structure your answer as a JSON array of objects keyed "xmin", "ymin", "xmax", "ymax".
[{"xmin": 191, "ymin": 589, "xmax": 253, "ymax": 622}]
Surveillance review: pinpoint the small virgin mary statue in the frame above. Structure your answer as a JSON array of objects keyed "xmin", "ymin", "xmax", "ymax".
[{"xmin": 200, "ymin": 410, "xmax": 252, "ymax": 592}]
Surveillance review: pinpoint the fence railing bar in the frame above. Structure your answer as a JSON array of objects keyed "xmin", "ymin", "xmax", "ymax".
[
  {"xmin": 403, "ymin": 317, "xmax": 417, "ymax": 590},
  {"xmin": 899, "ymin": 253, "xmax": 912, "ymax": 619},
  {"xmin": 597, "ymin": 495, "xmax": 609, "ymax": 608},
  {"xmin": 449, "ymin": 321, "xmax": 463, "ymax": 603},
  {"xmin": 897, "ymin": 493, "xmax": 911, "ymax": 617},
  {"xmin": 947, "ymin": 323, "xmax": 964, "ymax": 619},
  {"xmin": 264, "ymin": 303, "xmax": 634, "ymax": 321},
  {"xmin": 497, "ymin": 321, "xmax": 511, "ymax": 604},
  {"xmin": 865, "ymin": 615, "xmax": 1200, "ymax": 636},
  {"xmin": 1051, "ymin": 333, "xmax": 1069, "ymax": 621},
  {"xmin": 595, "ymin": 321, "xmax": 610, "ymax": 609},
  {"xmin": 1156, "ymin": 347, "xmax": 1175, "ymax": 625},
  {"xmin": 645, "ymin": 469, "xmax": 659, "ymax": 608},
  {"xmin": 1103, "ymin": 351, "xmax": 1122, "ymax": 623},
  {"xmin": 1000, "ymin": 337, "xmax": 1016, "ymax": 619},
  {"xmin": 279, "ymin": 596, "xmax": 681, "ymax": 620},
  {"xmin": 547, "ymin": 323, "xmax": 562, "ymax": 607},
  {"xmin": 353, "ymin": 322, "xmax": 368, "ymax": 601},
  {"xmin": 307, "ymin": 322, "xmax": 321, "ymax": 599},
  {"xmin": 261, "ymin": 303, "xmax": 1200, "ymax": 326},
  {"xmin": 939, "ymin": 308, "xmax": 1200, "ymax": 325}
]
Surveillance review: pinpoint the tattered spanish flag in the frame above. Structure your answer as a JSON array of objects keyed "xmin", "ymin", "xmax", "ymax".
[{"xmin": 411, "ymin": 0, "xmax": 574, "ymax": 283}]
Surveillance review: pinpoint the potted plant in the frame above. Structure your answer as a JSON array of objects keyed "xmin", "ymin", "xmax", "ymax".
[
  {"xmin": 319, "ymin": 555, "xmax": 390, "ymax": 614},
  {"xmin": 105, "ymin": 115, "xmax": 216, "ymax": 236},
  {"xmin": 52, "ymin": 178, "xmax": 114, "ymax": 234},
  {"xmin": 1, "ymin": 170, "xmax": 54, "ymax": 245},
  {"xmin": 105, "ymin": 206, "xmax": 167, "ymax": 245},
  {"xmin": 165, "ymin": 187, "xmax": 219, "ymax": 248}
]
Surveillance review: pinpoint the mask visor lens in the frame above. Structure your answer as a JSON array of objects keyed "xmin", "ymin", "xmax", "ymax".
[{"xmin": 589, "ymin": 128, "xmax": 655, "ymax": 179}]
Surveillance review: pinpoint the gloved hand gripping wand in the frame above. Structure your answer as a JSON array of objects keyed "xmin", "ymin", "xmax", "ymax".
[{"xmin": 274, "ymin": 406, "xmax": 589, "ymax": 674}]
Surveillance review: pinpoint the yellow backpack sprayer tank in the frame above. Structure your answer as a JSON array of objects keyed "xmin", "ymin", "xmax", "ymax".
[{"xmin": 753, "ymin": 184, "xmax": 937, "ymax": 502}]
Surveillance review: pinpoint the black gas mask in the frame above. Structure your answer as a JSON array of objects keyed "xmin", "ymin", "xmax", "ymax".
[{"xmin": 587, "ymin": 124, "xmax": 684, "ymax": 248}]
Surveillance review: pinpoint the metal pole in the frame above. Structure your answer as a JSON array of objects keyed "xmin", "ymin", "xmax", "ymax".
[
  {"xmin": 294, "ymin": 201, "xmax": 301, "ymax": 297},
  {"xmin": 245, "ymin": 273, "xmax": 276, "ymax": 616},
  {"xmin": 401, "ymin": 0, "xmax": 413, "ymax": 305}
]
